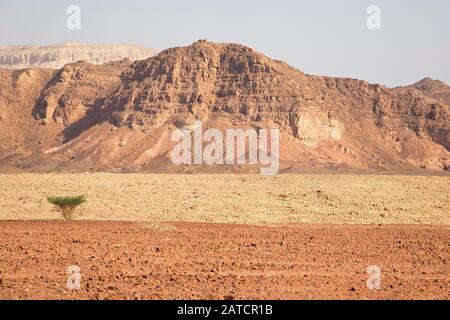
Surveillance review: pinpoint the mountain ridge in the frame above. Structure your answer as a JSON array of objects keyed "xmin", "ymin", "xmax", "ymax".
[
  {"xmin": 0, "ymin": 43, "xmax": 157, "ymax": 69},
  {"xmin": 0, "ymin": 40, "xmax": 448, "ymax": 173}
]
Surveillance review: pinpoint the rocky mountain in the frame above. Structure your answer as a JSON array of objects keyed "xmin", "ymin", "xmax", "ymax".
[
  {"xmin": 0, "ymin": 40, "xmax": 448, "ymax": 173},
  {"xmin": 401, "ymin": 77, "xmax": 450, "ymax": 106},
  {"xmin": 0, "ymin": 43, "xmax": 157, "ymax": 69}
]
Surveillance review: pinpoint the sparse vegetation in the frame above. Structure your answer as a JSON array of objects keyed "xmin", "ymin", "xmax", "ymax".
[
  {"xmin": 0, "ymin": 174, "xmax": 446, "ymax": 224},
  {"xmin": 47, "ymin": 196, "xmax": 86, "ymax": 220}
]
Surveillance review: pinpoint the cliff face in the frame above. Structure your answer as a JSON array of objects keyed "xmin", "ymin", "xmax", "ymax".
[
  {"xmin": 0, "ymin": 40, "xmax": 448, "ymax": 173},
  {"xmin": 0, "ymin": 44, "xmax": 157, "ymax": 69}
]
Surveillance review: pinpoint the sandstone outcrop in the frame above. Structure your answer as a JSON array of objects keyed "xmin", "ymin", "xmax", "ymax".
[{"xmin": 0, "ymin": 40, "xmax": 448, "ymax": 173}]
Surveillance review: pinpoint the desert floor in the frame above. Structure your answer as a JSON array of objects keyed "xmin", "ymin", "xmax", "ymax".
[
  {"xmin": 0, "ymin": 221, "xmax": 448, "ymax": 300},
  {"xmin": 0, "ymin": 174, "xmax": 448, "ymax": 300},
  {"xmin": 0, "ymin": 174, "xmax": 449, "ymax": 224}
]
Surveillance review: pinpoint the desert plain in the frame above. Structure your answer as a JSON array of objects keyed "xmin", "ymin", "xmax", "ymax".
[
  {"xmin": 0, "ymin": 39, "xmax": 449, "ymax": 300},
  {"xmin": 0, "ymin": 173, "xmax": 448, "ymax": 300}
]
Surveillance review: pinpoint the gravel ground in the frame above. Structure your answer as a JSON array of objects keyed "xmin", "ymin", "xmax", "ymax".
[{"xmin": 0, "ymin": 174, "xmax": 448, "ymax": 225}]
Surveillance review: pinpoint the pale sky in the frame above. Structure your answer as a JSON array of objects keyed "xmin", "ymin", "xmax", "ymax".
[{"xmin": 0, "ymin": 0, "xmax": 449, "ymax": 87}]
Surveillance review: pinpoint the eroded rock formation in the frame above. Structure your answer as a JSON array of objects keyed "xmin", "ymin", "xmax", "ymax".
[{"xmin": 0, "ymin": 40, "xmax": 448, "ymax": 173}]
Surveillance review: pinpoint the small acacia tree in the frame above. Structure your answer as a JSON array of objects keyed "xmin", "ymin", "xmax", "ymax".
[{"xmin": 47, "ymin": 196, "xmax": 86, "ymax": 220}]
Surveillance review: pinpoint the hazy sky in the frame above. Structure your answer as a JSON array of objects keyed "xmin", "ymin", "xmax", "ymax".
[{"xmin": 0, "ymin": 0, "xmax": 449, "ymax": 87}]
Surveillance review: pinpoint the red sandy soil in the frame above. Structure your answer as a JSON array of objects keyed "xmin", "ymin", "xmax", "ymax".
[{"xmin": 0, "ymin": 221, "xmax": 448, "ymax": 300}]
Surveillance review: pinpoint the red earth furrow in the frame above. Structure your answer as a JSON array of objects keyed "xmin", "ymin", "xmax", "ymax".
[{"xmin": 0, "ymin": 221, "xmax": 448, "ymax": 300}]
